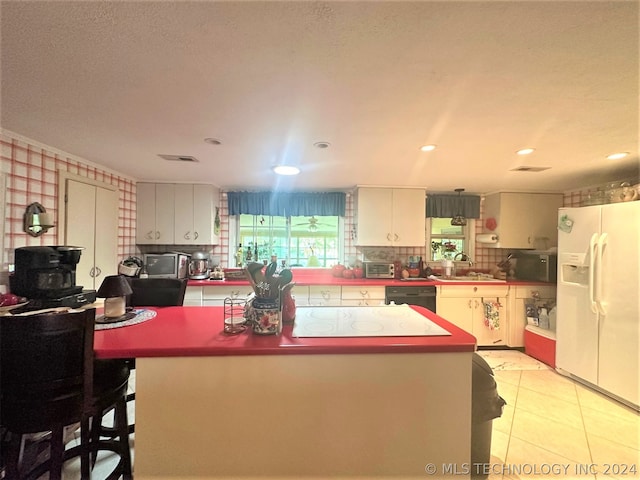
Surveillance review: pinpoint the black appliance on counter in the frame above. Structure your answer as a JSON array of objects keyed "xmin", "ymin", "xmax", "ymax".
[
  {"xmin": 10, "ymin": 246, "xmax": 96, "ymax": 309},
  {"xmin": 385, "ymin": 285, "xmax": 436, "ymax": 313}
]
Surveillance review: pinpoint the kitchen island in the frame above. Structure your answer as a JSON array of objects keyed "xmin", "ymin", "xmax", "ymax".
[{"xmin": 94, "ymin": 305, "xmax": 476, "ymax": 479}]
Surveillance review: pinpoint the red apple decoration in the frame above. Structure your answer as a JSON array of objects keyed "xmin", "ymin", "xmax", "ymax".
[
  {"xmin": 0, "ymin": 293, "xmax": 26, "ymax": 307},
  {"xmin": 342, "ymin": 268, "xmax": 355, "ymax": 279},
  {"xmin": 352, "ymin": 267, "xmax": 364, "ymax": 278},
  {"xmin": 332, "ymin": 263, "xmax": 346, "ymax": 277}
]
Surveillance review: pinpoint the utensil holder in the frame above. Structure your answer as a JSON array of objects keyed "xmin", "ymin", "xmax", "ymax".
[{"xmin": 249, "ymin": 297, "xmax": 281, "ymax": 335}]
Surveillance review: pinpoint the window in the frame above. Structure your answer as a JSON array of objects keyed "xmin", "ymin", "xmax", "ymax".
[
  {"xmin": 427, "ymin": 218, "xmax": 475, "ymax": 262},
  {"xmin": 235, "ymin": 215, "xmax": 341, "ymax": 267}
]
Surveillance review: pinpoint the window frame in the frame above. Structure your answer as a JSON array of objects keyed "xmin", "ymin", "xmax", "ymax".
[
  {"xmin": 230, "ymin": 215, "xmax": 345, "ymax": 268},
  {"xmin": 424, "ymin": 218, "xmax": 476, "ymax": 267}
]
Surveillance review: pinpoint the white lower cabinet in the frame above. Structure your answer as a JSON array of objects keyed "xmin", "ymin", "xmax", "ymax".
[
  {"xmin": 202, "ymin": 285, "xmax": 254, "ymax": 306},
  {"xmin": 341, "ymin": 285, "xmax": 386, "ymax": 306},
  {"xmin": 437, "ymin": 285, "xmax": 509, "ymax": 347},
  {"xmin": 306, "ymin": 285, "xmax": 342, "ymax": 306},
  {"xmin": 507, "ymin": 285, "xmax": 557, "ymax": 347},
  {"xmin": 184, "ymin": 286, "xmax": 204, "ymax": 306}
]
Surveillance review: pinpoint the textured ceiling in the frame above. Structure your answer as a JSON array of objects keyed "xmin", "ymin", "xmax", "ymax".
[{"xmin": 1, "ymin": 1, "xmax": 638, "ymax": 194}]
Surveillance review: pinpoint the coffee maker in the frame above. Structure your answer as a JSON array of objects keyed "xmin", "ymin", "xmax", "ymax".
[{"xmin": 11, "ymin": 246, "xmax": 96, "ymax": 308}]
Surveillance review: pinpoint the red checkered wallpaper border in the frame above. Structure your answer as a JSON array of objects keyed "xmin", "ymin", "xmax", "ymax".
[
  {"xmin": 2, "ymin": 132, "xmax": 618, "ymax": 275},
  {"xmin": 1, "ymin": 132, "xmax": 137, "ymax": 270}
]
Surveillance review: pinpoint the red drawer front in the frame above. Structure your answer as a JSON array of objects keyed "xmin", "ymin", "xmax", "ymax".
[{"xmin": 524, "ymin": 329, "xmax": 556, "ymax": 368}]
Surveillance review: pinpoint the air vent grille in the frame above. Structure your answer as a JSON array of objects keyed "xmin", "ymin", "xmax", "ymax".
[
  {"xmin": 510, "ymin": 166, "xmax": 550, "ymax": 172},
  {"xmin": 157, "ymin": 154, "xmax": 199, "ymax": 163}
]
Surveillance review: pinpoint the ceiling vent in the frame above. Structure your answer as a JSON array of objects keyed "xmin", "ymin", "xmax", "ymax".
[
  {"xmin": 510, "ymin": 166, "xmax": 550, "ymax": 172},
  {"xmin": 157, "ymin": 154, "xmax": 199, "ymax": 163}
]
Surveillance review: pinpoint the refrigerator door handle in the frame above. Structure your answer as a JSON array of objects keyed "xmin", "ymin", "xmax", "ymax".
[
  {"xmin": 589, "ymin": 233, "xmax": 598, "ymax": 314},
  {"xmin": 595, "ymin": 233, "xmax": 608, "ymax": 315}
]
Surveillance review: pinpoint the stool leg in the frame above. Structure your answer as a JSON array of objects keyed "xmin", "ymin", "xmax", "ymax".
[
  {"xmin": 115, "ymin": 395, "xmax": 133, "ymax": 479},
  {"xmin": 80, "ymin": 417, "xmax": 91, "ymax": 479},
  {"xmin": 49, "ymin": 426, "xmax": 64, "ymax": 480},
  {"xmin": 5, "ymin": 433, "xmax": 22, "ymax": 479}
]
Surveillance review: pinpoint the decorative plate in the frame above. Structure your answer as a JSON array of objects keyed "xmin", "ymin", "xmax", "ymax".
[{"xmin": 0, "ymin": 302, "xmax": 29, "ymax": 314}]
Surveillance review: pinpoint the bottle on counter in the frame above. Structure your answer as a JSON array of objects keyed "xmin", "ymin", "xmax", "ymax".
[{"xmin": 235, "ymin": 244, "xmax": 244, "ymax": 267}]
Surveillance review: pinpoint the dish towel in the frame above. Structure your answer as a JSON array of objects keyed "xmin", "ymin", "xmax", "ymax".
[{"xmin": 483, "ymin": 301, "xmax": 501, "ymax": 330}]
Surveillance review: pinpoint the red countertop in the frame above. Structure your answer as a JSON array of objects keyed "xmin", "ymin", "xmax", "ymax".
[
  {"xmin": 188, "ymin": 275, "xmax": 554, "ymax": 287},
  {"xmin": 93, "ymin": 305, "xmax": 476, "ymax": 359}
]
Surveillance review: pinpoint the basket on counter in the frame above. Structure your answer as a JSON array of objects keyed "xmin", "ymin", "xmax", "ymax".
[{"xmin": 223, "ymin": 268, "xmax": 247, "ymax": 280}]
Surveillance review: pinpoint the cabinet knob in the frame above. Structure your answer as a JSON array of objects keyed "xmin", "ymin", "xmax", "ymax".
[
  {"xmin": 387, "ymin": 233, "xmax": 392, "ymax": 241},
  {"xmin": 194, "ymin": 231, "xmax": 199, "ymax": 240},
  {"xmin": 156, "ymin": 231, "xmax": 160, "ymax": 239},
  {"xmin": 95, "ymin": 267, "xmax": 102, "ymax": 278},
  {"xmin": 89, "ymin": 267, "xmax": 95, "ymax": 278},
  {"xmin": 394, "ymin": 233, "xmax": 399, "ymax": 241},
  {"xmin": 146, "ymin": 231, "xmax": 154, "ymax": 239},
  {"xmin": 184, "ymin": 231, "xmax": 191, "ymax": 240}
]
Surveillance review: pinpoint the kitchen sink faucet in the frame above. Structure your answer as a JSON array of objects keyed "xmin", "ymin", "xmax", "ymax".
[{"xmin": 454, "ymin": 252, "xmax": 474, "ymax": 267}]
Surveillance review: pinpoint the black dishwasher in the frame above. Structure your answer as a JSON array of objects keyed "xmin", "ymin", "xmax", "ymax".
[{"xmin": 385, "ymin": 285, "xmax": 436, "ymax": 313}]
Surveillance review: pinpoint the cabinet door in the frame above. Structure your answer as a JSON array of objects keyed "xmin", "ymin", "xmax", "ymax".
[
  {"xmin": 193, "ymin": 184, "xmax": 216, "ymax": 244},
  {"xmin": 174, "ymin": 184, "xmax": 195, "ymax": 244},
  {"xmin": 65, "ymin": 179, "xmax": 118, "ymax": 290},
  {"xmin": 392, "ymin": 189, "xmax": 426, "ymax": 246},
  {"xmin": 436, "ymin": 297, "xmax": 473, "ymax": 333},
  {"xmin": 341, "ymin": 285, "xmax": 385, "ymax": 306},
  {"xmin": 356, "ymin": 188, "xmax": 393, "ymax": 246},
  {"xmin": 472, "ymin": 297, "xmax": 507, "ymax": 347},
  {"xmin": 308, "ymin": 285, "xmax": 342, "ymax": 306},
  {"xmin": 154, "ymin": 184, "xmax": 175, "ymax": 244},
  {"xmin": 136, "ymin": 183, "xmax": 157, "ymax": 244},
  {"xmin": 66, "ymin": 180, "xmax": 97, "ymax": 289},
  {"xmin": 93, "ymin": 186, "xmax": 118, "ymax": 287},
  {"xmin": 184, "ymin": 286, "xmax": 203, "ymax": 306},
  {"xmin": 496, "ymin": 193, "xmax": 535, "ymax": 248},
  {"xmin": 484, "ymin": 193, "xmax": 563, "ymax": 249}
]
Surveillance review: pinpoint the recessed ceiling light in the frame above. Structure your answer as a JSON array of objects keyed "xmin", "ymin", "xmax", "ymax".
[
  {"xmin": 606, "ymin": 152, "xmax": 629, "ymax": 160},
  {"xmin": 272, "ymin": 165, "xmax": 300, "ymax": 176},
  {"xmin": 516, "ymin": 148, "xmax": 535, "ymax": 155},
  {"xmin": 420, "ymin": 144, "xmax": 436, "ymax": 152},
  {"xmin": 314, "ymin": 141, "xmax": 331, "ymax": 149},
  {"xmin": 204, "ymin": 138, "xmax": 222, "ymax": 145}
]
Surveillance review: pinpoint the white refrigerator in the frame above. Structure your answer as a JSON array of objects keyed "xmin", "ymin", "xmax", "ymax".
[{"xmin": 556, "ymin": 201, "xmax": 639, "ymax": 409}]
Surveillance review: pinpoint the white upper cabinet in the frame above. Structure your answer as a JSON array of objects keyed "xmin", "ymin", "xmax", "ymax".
[
  {"xmin": 481, "ymin": 192, "xmax": 563, "ymax": 249},
  {"xmin": 356, "ymin": 187, "xmax": 426, "ymax": 246},
  {"xmin": 63, "ymin": 175, "xmax": 118, "ymax": 289},
  {"xmin": 136, "ymin": 183, "xmax": 175, "ymax": 244},
  {"xmin": 174, "ymin": 184, "xmax": 220, "ymax": 245},
  {"xmin": 137, "ymin": 183, "xmax": 219, "ymax": 245}
]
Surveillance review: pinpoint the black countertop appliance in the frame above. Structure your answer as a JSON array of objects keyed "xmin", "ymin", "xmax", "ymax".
[{"xmin": 10, "ymin": 246, "xmax": 96, "ymax": 308}]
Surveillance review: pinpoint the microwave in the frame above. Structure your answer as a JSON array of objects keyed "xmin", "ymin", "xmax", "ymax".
[
  {"xmin": 514, "ymin": 252, "xmax": 557, "ymax": 283},
  {"xmin": 143, "ymin": 253, "xmax": 190, "ymax": 279},
  {"xmin": 364, "ymin": 262, "xmax": 395, "ymax": 279}
]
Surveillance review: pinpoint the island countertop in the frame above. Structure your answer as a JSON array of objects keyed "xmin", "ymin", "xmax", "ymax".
[{"xmin": 93, "ymin": 305, "xmax": 476, "ymax": 359}]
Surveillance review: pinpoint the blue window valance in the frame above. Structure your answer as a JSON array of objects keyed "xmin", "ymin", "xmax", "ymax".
[
  {"xmin": 426, "ymin": 194, "xmax": 481, "ymax": 218},
  {"xmin": 227, "ymin": 191, "xmax": 346, "ymax": 217}
]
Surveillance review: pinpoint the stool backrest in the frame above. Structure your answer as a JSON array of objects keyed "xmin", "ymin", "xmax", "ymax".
[
  {"xmin": 0, "ymin": 308, "xmax": 96, "ymax": 433},
  {"xmin": 126, "ymin": 278, "xmax": 187, "ymax": 307}
]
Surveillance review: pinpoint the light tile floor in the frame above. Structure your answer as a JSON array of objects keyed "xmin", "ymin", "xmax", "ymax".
[
  {"xmin": 60, "ymin": 352, "xmax": 639, "ymax": 479},
  {"xmin": 478, "ymin": 350, "xmax": 640, "ymax": 480}
]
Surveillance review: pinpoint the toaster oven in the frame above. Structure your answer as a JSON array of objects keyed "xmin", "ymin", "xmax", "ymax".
[{"xmin": 364, "ymin": 262, "xmax": 395, "ymax": 279}]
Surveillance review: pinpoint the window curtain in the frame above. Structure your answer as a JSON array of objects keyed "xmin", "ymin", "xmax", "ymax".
[
  {"xmin": 426, "ymin": 194, "xmax": 481, "ymax": 218},
  {"xmin": 227, "ymin": 191, "xmax": 346, "ymax": 217}
]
